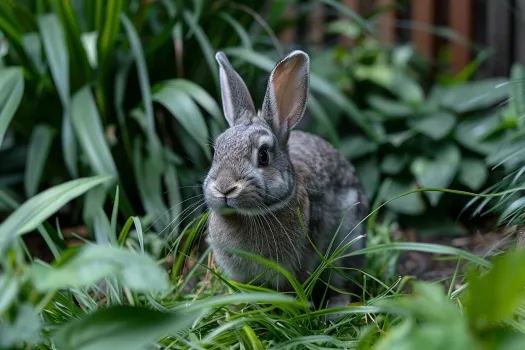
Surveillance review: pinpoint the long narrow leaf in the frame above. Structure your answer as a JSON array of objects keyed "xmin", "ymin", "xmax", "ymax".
[
  {"xmin": 25, "ymin": 124, "xmax": 55, "ymax": 197},
  {"xmin": 71, "ymin": 86, "xmax": 119, "ymax": 178},
  {"xmin": 0, "ymin": 67, "xmax": 24, "ymax": 146},
  {"xmin": 0, "ymin": 175, "xmax": 112, "ymax": 249}
]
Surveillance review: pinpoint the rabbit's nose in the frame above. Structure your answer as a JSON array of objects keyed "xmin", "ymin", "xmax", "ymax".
[{"xmin": 212, "ymin": 183, "xmax": 240, "ymax": 198}]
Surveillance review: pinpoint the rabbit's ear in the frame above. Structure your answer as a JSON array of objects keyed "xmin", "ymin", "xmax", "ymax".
[
  {"xmin": 216, "ymin": 52, "xmax": 256, "ymax": 127},
  {"xmin": 261, "ymin": 50, "xmax": 309, "ymax": 142}
]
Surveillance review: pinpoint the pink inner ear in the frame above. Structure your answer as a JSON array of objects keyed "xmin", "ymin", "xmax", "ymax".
[{"xmin": 271, "ymin": 56, "xmax": 305, "ymax": 128}]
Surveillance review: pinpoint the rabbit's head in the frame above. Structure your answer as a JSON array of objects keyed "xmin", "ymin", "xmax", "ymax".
[{"xmin": 203, "ymin": 50, "xmax": 310, "ymax": 216}]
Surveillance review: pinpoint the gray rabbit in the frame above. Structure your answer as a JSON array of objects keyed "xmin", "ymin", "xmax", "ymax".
[{"xmin": 203, "ymin": 50, "xmax": 369, "ymax": 310}]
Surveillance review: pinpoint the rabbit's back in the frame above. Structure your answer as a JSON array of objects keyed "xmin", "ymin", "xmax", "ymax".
[{"xmin": 288, "ymin": 130, "xmax": 368, "ymax": 270}]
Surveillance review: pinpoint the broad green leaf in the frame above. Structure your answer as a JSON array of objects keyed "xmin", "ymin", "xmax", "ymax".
[
  {"xmin": 0, "ymin": 274, "xmax": 18, "ymax": 314},
  {"xmin": 37, "ymin": 13, "xmax": 69, "ymax": 106},
  {"xmin": 463, "ymin": 249, "xmax": 525, "ymax": 330},
  {"xmin": 71, "ymin": 86, "xmax": 118, "ymax": 178},
  {"xmin": 380, "ymin": 177, "xmax": 426, "ymax": 215},
  {"xmin": 367, "ymin": 95, "xmax": 413, "ymax": 118},
  {"xmin": 454, "ymin": 112, "xmax": 504, "ymax": 155},
  {"xmin": 381, "ymin": 153, "xmax": 407, "ymax": 175},
  {"xmin": 338, "ymin": 136, "xmax": 378, "ymax": 160},
  {"xmin": 374, "ymin": 283, "xmax": 476, "ymax": 350},
  {"xmin": 410, "ymin": 143, "xmax": 461, "ymax": 206},
  {"xmin": 440, "ymin": 78, "xmax": 509, "ymax": 113},
  {"xmin": 458, "ymin": 158, "xmax": 488, "ymax": 191},
  {"xmin": 54, "ymin": 305, "xmax": 195, "ymax": 350},
  {"xmin": 28, "ymin": 245, "xmax": 169, "ymax": 293},
  {"xmin": 0, "ymin": 175, "xmax": 112, "ymax": 248},
  {"xmin": 390, "ymin": 73, "xmax": 424, "ymax": 105},
  {"xmin": 153, "ymin": 84, "xmax": 210, "ymax": 159},
  {"xmin": 408, "ymin": 112, "xmax": 456, "ymax": 140},
  {"xmin": 0, "ymin": 304, "xmax": 41, "ymax": 348},
  {"xmin": 164, "ymin": 79, "xmax": 222, "ymax": 122},
  {"xmin": 355, "ymin": 155, "xmax": 379, "ymax": 198},
  {"xmin": 0, "ymin": 67, "xmax": 24, "ymax": 146},
  {"xmin": 25, "ymin": 124, "xmax": 55, "ymax": 197}
]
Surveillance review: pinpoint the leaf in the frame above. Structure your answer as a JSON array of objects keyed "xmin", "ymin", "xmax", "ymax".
[
  {"xmin": 408, "ymin": 112, "xmax": 456, "ymax": 140},
  {"xmin": 381, "ymin": 153, "xmax": 408, "ymax": 175},
  {"xmin": 510, "ymin": 63, "xmax": 525, "ymax": 127},
  {"xmin": 380, "ymin": 178, "xmax": 426, "ymax": 215},
  {"xmin": 37, "ymin": 13, "xmax": 69, "ymax": 106},
  {"xmin": 121, "ymin": 13, "xmax": 155, "ymax": 135},
  {"xmin": 462, "ymin": 249, "xmax": 525, "ymax": 331},
  {"xmin": 0, "ymin": 304, "xmax": 41, "ymax": 348},
  {"xmin": 0, "ymin": 175, "xmax": 112, "ymax": 249},
  {"xmin": 54, "ymin": 305, "xmax": 195, "ymax": 350},
  {"xmin": 0, "ymin": 67, "xmax": 24, "ymax": 146},
  {"xmin": 28, "ymin": 245, "xmax": 169, "ymax": 293},
  {"xmin": 367, "ymin": 95, "xmax": 413, "ymax": 119},
  {"xmin": 61, "ymin": 111, "xmax": 78, "ymax": 178},
  {"xmin": 410, "ymin": 144, "xmax": 461, "ymax": 206},
  {"xmin": 71, "ymin": 86, "xmax": 118, "ymax": 178},
  {"xmin": 183, "ymin": 11, "xmax": 218, "ymax": 89},
  {"xmin": 338, "ymin": 136, "xmax": 378, "ymax": 160},
  {"xmin": 25, "ymin": 124, "xmax": 55, "ymax": 197},
  {"xmin": 454, "ymin": 112, "xmax": 504, "ymax": 155},
  {"xmin": 153, "ymin": 84, "xmax": 210, "ymax": 159},
  {"xmin": 164, "ymin": 79, "xmax": 222, "ymax": 122},
  {"xmin": 0, "ymin": 273, "xmax": 18, "ymax": 314},
  {"xmin": 458, "ymin": 158, "xmax": 488, "ymax": 191},
  {"xmin": 440, "ymin": 78, "xmax": 510, "ymax": 113},
  {"xmin": 132, "ymin": 141, "xmax": 170, "ymax": 233},
  {"xmin": 390, "ymin": 73, "xmax": 424, "ymax": 105},
  {"xmin": 355, "ymin": 155, "xmax": 379, "ymax": 198},
  {"xmin": 307, "ymin": 94, "xmax": 339, "ymax": 144}
]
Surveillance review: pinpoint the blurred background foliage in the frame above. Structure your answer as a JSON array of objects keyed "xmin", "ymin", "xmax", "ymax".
[
  {"xmin": 0, "ymin": 0, "xmax": 522, "ymax": 245},
  {"xmin": 1, "ymin": 0, "xmax": 525, "ymax": 348}
]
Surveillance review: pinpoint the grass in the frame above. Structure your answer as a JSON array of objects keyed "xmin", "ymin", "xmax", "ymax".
[{"xmin": 2, "ymin": 180, "xmax": 525, "ymax": 349}]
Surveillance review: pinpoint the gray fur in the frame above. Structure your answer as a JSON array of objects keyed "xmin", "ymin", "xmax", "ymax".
[{"xmin": 204, "ymin": 50, "xmax": 369, "ymax": 309}]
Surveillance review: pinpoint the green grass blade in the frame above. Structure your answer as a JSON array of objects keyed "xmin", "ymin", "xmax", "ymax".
[
  {"xmin": 0, "ymin": 175, "xmax": 112, "ymax": 249},
  {"xmin": 24, "ymin": 124, "xmax": 55, "ymax": 197},
  {"xmin": 0, "ymin": 67, "xmax": 24, "ymax": 146},
  {"xmin": 71, "ymin": 86, "xmax": 119, "ymax": 178}
]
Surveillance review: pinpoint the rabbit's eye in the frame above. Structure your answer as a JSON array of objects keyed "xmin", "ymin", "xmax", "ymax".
[{"xmin": 257, "ymin": 147, "xmax": 269, "ymax": 167}]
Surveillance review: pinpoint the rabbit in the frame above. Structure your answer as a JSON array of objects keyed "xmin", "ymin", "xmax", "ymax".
[{"xmin": 202, "ymin": 49, "xmax": 369, "ymax": 311}]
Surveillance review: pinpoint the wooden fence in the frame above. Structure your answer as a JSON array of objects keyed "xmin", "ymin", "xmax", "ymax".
[{"xmin": 278, "ymin": 0, "xmax": 525, "ymax": 78}]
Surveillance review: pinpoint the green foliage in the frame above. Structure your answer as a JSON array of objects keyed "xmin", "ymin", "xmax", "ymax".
[
  {"xmin": 1, "ymin": 182, "xmax": 524, "ymax": 349},
  {"xmin": 467, "ymin": 63, "xmax": 525, "ymax": 227},
  {"xmin": 310, "ymin": 35, "xmax": 514, "ymax": 231}
]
